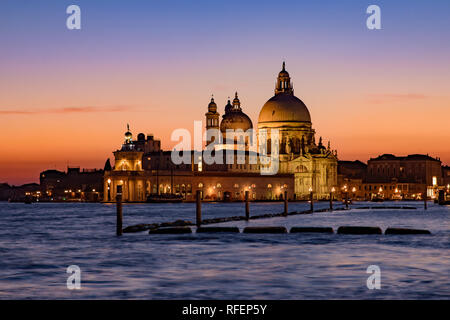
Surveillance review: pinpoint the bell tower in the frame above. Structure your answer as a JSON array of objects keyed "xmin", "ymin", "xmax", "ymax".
[{"xmin": 205, "ymin": 96, "xmax": 220, "ymax": 145}]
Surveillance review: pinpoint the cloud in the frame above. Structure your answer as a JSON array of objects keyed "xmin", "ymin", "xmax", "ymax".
[
  {"xmin": 0, "ymin": 105, "xmax": 134, "ymax": 115},
  {"xmin": 366, "ymin": 93, "xmax": 429, "ymax": 105}
]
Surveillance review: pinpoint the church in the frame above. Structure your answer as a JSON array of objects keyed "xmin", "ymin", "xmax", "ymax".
[{"xmin": 104, "ymin": 63, "xmax": 338, "ymax": 202}]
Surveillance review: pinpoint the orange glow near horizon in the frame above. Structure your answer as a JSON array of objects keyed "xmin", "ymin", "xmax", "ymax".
[
  {"xmin": 1, "ymin": 2, "xmax": 450, "ymax": 185},
  {"xmin": 1, "ymin": 66, "xmax": 449, "ymax": 185}
]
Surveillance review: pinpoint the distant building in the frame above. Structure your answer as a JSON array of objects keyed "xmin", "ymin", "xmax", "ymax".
[
  {"xmin": 443, "ymin": 166, "xmax": 450, "ymax": 190},
  {"xmin": 364, "ymin": 154, "xmax": 442, "ymax": 199},
  {"xmin": 337, "ymin": 154, "xmax": 445, "ymax": 200},
  {"xmin": 337, "ymin": 160, "xmax": 367, "ymax": 200},
  {"xmin": 0, "ymin": 183, "xmax": 41, "ymax": 201},
  {"xmin": 39, "ymin": 167, "xmax": 103, "ymax": 201}
]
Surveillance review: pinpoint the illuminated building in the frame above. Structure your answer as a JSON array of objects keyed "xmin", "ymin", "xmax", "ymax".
[
  {"xmin": 337, "ymin": 154, "xmax": 445, "ymax": 200},
  {"xmin": 257, "ymin": 62, "xmax": 338, "ymax": 199},
  {"xmin": 103, "ymin": 63, "xmax": 340, "ymax": 201}
]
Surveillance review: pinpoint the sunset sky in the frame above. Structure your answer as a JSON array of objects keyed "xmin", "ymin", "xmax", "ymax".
[{"xmin": 1, "ymin": 0, "xmax": 450, "ymax": 185}]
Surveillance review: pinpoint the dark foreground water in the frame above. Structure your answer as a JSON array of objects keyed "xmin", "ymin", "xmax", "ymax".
[{"xmin": 0, "ymin": 201, "xmax": 448, "ymax": 299}]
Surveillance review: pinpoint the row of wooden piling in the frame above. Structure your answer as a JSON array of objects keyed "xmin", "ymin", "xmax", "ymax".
[
  {"xmin": 116, "ymin": 187, "xmax": 429, "ymax": 236},
  {"xmin": 194, "ymin": 190, "xmax": 343, "ymax": 229},
  {"xmin": 147, "ymin": 226, "xmax": 431, "ymax": 235}
]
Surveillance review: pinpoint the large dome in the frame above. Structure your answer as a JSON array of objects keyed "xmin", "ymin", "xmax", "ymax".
[{"xmin": 258, "ymin": 93, "xmax": 311, "ymax": 124}]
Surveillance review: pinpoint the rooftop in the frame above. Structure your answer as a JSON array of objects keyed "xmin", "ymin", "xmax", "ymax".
[{"xmin": 370, "ymin": 154, "xmax": 441, "ymax": 162}]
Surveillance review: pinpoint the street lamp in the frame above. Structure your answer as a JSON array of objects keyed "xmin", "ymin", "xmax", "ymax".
[
  {"xmin": 330, "ymin": 187, "xmax": 335, "ymax": 211},
  {"xmin": 107, "ymin": 178, "xmax": 111, "ymax": 201},
  {"xmin": 344, "ymin": 186, "xmax": 349, "ymax": 209}
]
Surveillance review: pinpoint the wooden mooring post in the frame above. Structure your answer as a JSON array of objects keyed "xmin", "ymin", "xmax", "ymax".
[
  {"xmin": 283, "ymin": 191, "xmax": 288, "ymax": 216},
  {"xmin": 196, "ymin": 190, "xmax": 202, "ymax": 227},
  {"xmin": 245, "ymin": 191, "xmax": 250, "ymax": 220},
  {"xmin": 310, "ymin": 189, "xmax": 314, "ymax": 212},
  {"xmin": 424, "ymin": 188, "xmax": 427, "ymax": 210},
  {"xmin": 345, "ymin": 191, "xmax": 349, "ymax": 210},
  {"xmin": 116, "ymin": 185, "xmax": 123, "ymax": 236},
  {"xmin": 329, "ymin": 191, "xmax": 333, "ymax": 211}
]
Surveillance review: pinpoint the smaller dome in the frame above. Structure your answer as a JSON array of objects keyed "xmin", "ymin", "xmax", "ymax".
[
  {"xmin": 220, "ymin": 112, "xmax": 253, "ymax": 132},
  {"xmin": 207, "ymin": 97, "xmax": 218, "ymax": 113},
  {"xmin": 220, "ymin": 93, "xmax": 252, "ymax": 132},
  {"xmin": 208, "ymin": 97, "xmax": 217, "ymax": 108}
]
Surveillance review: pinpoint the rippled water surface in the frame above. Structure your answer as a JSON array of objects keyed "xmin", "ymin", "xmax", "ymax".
[{"xmin": 0, "ymin": 201, "xmax": 448, "ymax": 299}]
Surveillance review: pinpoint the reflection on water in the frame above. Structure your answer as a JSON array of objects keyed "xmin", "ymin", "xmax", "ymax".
[{"xmin": 0, "ymin": 201, "xmax": 448, "ymax": 299}]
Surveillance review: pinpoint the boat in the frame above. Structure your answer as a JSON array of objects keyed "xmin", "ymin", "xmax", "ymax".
[
  {"xmin": 24, "ymin": 196, "xmax": 33, "ymax": 204},
  {"xmin": 146, "ymin": 194, "xmax": 184, "ymax": 203}
]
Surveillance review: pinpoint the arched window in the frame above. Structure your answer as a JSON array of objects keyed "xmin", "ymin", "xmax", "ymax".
[
  {"xmin": 267, "ymin": 184, "xmax": 272, "ymax": 188},
  {"xmin": 198, "ymin": 183, "xmax": 203, "ymax": 188},
  {"xmin": 295, "ymin": 165, "xmax": 308, "ymax": 173}
]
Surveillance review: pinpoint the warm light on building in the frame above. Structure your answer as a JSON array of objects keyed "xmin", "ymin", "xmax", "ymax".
[{"xmin": 197, "ymin": 156, "xmax": 202, "ymax": 172}]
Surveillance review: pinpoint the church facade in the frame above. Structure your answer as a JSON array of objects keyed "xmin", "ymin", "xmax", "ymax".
[
  {"xmin": 257, "ymin": 62, "xmax": 338, "ymax": 199},
  {"xmin": 104, "ymin": 63, "xmax": 337, "ymax": 202}
]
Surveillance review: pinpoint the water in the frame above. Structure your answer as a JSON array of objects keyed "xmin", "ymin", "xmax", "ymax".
[{"xmin": 0, "ymin": 201, "xmax": 448, "ymax": 299}]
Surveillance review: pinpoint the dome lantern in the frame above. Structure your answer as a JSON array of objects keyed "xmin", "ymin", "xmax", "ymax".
[
  {"xmin": 275, "ymin": 61, "xmax": 294, "ymax": 95},
  {"xmin": 208, "ymin": 95, "xmax": 217, "ymax": 113},
  {"xmin": 232, "ymin": 92, "xmax": 242, "ymax": 112},
  {"xmin": 124, "ymin": 123, "xmax": 133, "ymax": 143},
  {"xmin": 258, "ymin": 62, "xmax": 311, "ymax": 125},
  {"xmin": 224, "ymin": 98, "xmax": 232, "ymax": 114}
]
